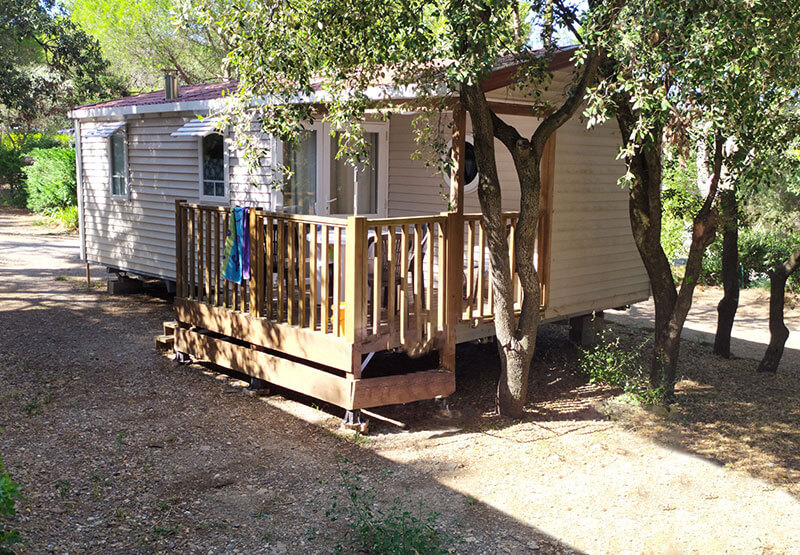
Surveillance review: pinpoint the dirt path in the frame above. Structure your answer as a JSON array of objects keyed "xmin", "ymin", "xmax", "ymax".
[{"xmin": 1, "ymin": 207, "xmax": 799, "ymax": 554}]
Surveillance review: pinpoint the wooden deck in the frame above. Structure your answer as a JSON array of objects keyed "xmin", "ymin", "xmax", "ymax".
[{"xmin": 172, "ymin": 198, "xmax": 550, "ymax": 410}]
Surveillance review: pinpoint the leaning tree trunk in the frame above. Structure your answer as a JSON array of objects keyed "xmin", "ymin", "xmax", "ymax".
[
  {"xmin": 757, "ymin": 244, "xmax": 800, "ymax": 373},
  {"xmin": 615, "ymin": 100, "xmax": 722, "ymax": 398},
  {"xmin": 714, "ymin": 187, "xmax": 739, "ymax": 357}
]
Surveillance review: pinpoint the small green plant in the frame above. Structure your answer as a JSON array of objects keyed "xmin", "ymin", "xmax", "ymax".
[
  {"xmin": 464, "ymin": 494, "xmax": 478, "ymax": 506},
  {"xmin": 23, "ymin": 400, "xmax": 40, "ymax": 416},
  {"xmin": 116, "ymin": 432, "xmax": 129, "ymax": 450},
  {"xmin": 55, "ymin": 480, "xmax": 70, "ymax": 499},
  {"xmin": 579, "ymin": 331, "xmax": 665, "ymax": 406},
  {"xmin": 54, "ymin": 275, "xmax": 69, "ymax": 282},
  {"xmin": 0, "ymin": 451, "xmax": 23, "ymax": 553},
  {"xmin": 150, "ymin": 525, "xmax": 177, "ymax": 539},
  {"xmin": 326, "ymin": 459, "xmax": 459, "ymax": 554}
]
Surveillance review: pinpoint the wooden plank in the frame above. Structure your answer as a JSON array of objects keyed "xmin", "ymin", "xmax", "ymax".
[
  {"xmin": 287, "ymin": 221, "xmax": 295, "ymax": 324},
  {"xmin": 277, "ymin": 220, "xmax": 285, "ymax": 321},
  {"xmin": 426, "ymin": 222, "xmax": 434, "ymax": 339},
  {"xmin": 222, "ymin": 211, "xmax": 230, "ymax": 308},
  {"xmin": 214, "ymin": 211, "xmax": 221, "ymax": 306},
  {"xmin": 437, "ymin": 220, "xmax": 446, "ymax": 332},
  {"xmin": 372, "ymin": 225, "xmax": 382, "ymax": 335},
  {"xmin": 265, "ymin": 216, "xmax": 273, "ymax": 319},
  {"xmin": 387, "ymin": 226, "xmax": 396, "ymax": 334},
  {"xmin": 174, "ymin": 200, "xmax": 183, "ymax": 298},
  {"xmin": 399, "ymin": 224, "xmax": 409, "ymax": 345},
  {"xmin": 197, "ymin": 209, "xmax": 205, "ymax": 302},
  {"xmin": 477, "ymin": 222, "xmax": 485, "ymax": 317},
  {"xmin": 539, "ymin": 132, "xmax": 556, "ymax": 308},
  {"xmin": 344, "ymin": 217, "xmax": 367, "ymax": 343},
  {"xmin": 333, "ymin": 227, "xmax": 342, "ymax": 336},
  {"xmin": 322, "ymin": 224, "xmax": 330, "ymax": 333},
  {"xmin": 248, "ymin": 209, "xmax": 260, "ymax": 317},
  {"xmin": 298, "ymin": 222, "xmax": 306, "ymax": 328},
  {"xmin": 175, "ymin": 327, "xmax": 353, "ymax": 409},
  {"xmin": 349, "ymin": 369, "xmax": 456, "ymax": 410},
  {"xmin": 466, "ymin": 220, "xmax": 474, "ymax": 319},
  {"xmin": 310, "ymin": 224, "xmax": 318, "ymax": 330},
  {"xmin": 174, "ymin": 297, "xmax": 357, "ymax": 372},
  {"xmin": 414, "ymin": 223, "xmax": 423, "ymax": 340},
  {"xmin": 188, "ymin": 208, "xmax": 195, "ymax": 300},
  {"xmin": 442, "ymin": 212, "xmax": 463, "ymax": 373},
  {"xmin": 205, "ymin": 210, "xmax": 213, "ymax": 303}
]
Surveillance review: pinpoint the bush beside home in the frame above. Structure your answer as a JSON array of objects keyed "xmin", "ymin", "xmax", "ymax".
[{"xmin": 25, "ymin": 147, "xmax": 78, "ymax": 229}]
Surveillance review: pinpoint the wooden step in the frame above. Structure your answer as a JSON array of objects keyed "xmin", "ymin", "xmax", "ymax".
[
  {"xmin": 154, "ymin": 334, "xmax": 175, "ymax": 351},
  {"xmin": 163, "ymin": 321, "xmax": 178, "ymax": 336}
]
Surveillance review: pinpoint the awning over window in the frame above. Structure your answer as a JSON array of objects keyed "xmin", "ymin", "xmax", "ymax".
[
  {"xmin": 83, "ymin": 121, "xmax": 126, "ymax": 139},
  {"xmin": 171, "ymin": 117, "xmax": 221, "ymax": 137}
]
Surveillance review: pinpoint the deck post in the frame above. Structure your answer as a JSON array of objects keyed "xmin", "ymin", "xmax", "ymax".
[
  {"xmin": 248, "ymin": 208, "xmax": 263, "ymax": 317},
  {"xmin": 344, "ymin": 216, "xmax": 368, "ymax": 343},
  {"xmin": 538, "ymin": 132, "xmax": 556, "ymax": 310},
  {"xmin": 174, "ymin": 199, "xmax": 185, "ymax": 298},
  {"xmin": 441, "ymin": 103, "xmax": 467, "ymax": 372}
]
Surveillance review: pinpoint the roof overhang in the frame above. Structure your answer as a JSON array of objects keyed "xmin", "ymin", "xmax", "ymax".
[
  {"xmin": 171, "ymin": 116, "xmax": 223, "ymax": 137},
  {"xmin": 82, "ymin": 120, "xmax": 126, "ymax": 138}
]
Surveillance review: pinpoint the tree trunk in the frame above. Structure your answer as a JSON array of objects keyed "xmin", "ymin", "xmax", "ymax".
[
  {"xmin": 615, "ymin": 99, "xmax": 722, "ymax": 399},
  {"xmin": 757, "ymin": 245, "xmax": 800, "ymax": 373},
  {"xmin": 714, "ymin": 187, "xmax": 739, "ymax": 357}
]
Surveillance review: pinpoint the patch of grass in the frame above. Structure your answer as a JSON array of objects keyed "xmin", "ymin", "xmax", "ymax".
[
  {"xmin": 579, "ymin": 331, "xmax": 666, "ymax": 406},
  {"xmin": 54, "ymin": 275, "xmax": 69, "ymax": 282},
  {"xmin": 23, "ymin": 400, "xmax": 40, "ymax": 416},
  {"xmin": 0, "ymin": 448, "xmax": 23, "ymax": 553},
  {"xmin": 150, "ymin": 525, "xmax": 177, "ymax": 539},
  {"xmin": 325, "ymin": 458, "xmax": 460, "ymax": 554},
  {"xmin": 54, "ymin": 480, "xmax": 70, "ymax": 499},
  {"xmin": 116, "ymin": 432, "xmax": 129, "ymax": 450},
  {"xmin": 464, "ymin": 494, "xmax": 478, "ymax": 506}
]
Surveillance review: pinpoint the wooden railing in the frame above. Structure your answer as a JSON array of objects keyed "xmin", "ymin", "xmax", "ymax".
[
  {"xmin": 459, "ymin": 211, "xmax": 545, "ymax": 327},
  {"xmin": 175, "ymin": 201, "xmax": 549, "ymax": 354},
  {"xmin": 175, "ymin": 202, "xmax": 451, "ymax": 352}
]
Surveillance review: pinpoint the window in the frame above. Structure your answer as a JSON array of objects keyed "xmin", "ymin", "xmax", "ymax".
[
  {"xmin": 329, "ymin": 131, "xmax": 379, "ymax": 215},
  {"xmin": 200, "ymin": 133, "xmax": 228, "ymax": 201},
  {"xmin": 281, "ymin": 130, "xmax": 317, "ymax": 214},
  {"xmin": 109, "ymin": 128, "xmax": 128, "ymax": 198},
  {"xmin": 278, "ymin": 122, "xmax": 387, "ymax": 216}
]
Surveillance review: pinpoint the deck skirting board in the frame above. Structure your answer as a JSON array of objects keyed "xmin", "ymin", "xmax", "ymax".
[{"xmin": 174, "ymin": 327, "xmax": 456, "ymax": 410}]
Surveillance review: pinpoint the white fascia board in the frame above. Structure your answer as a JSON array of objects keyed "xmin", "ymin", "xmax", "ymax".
[{"xmin": 69, "ymin": 99, "xmax": 225, "ymax": 120}]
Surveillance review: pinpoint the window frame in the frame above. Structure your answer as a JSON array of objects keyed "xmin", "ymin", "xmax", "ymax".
[
  {"xmin": 197, "ymin": 131, "xmax": 230, "ymax": 204},
  {"xmin": 108, "ymin": 126, "xmax": 129, "ymax": 200},
  {"xmin": 274, "ymin": 121, "xmax": 388, "ymax": 217}
]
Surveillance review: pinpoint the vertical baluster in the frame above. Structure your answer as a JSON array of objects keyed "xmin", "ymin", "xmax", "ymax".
[
  {"xmin": 387, "ymin": 225, "xmax": 396, "ymax": 336},
  {"xmin": 188, "ymin": 208, "xmax": 195, "ymax": 300},
  {"xmin": 213, "ymin": 211, "xmax": 220, "ymax": 306},
  {"xmin": 287, "ymin": 221, "xmax": 296, "ymax": 325},
  {"xmin": 477, "ymin": 221, "xmax": 485, "ymax": 318},
  {"xmin": 372, "ymin": 225, "xmax": 382, "ymax": 335},
  {"xmin": 222, "ymin": 211, "xmax": 230, "ymax": 308},
  {"xmin": 205, "ymin": 210, "xmax": 212, "ymax": 303},
  {"xmin": 466, "ymin": 219, "xmax": 475, "ymax": 319},
  {"xmin": 265, "ymin": 216, "xmax": 273, "ymax": 319},
  {"xmin": 399, "ymin": 224, "xmax": 409, "ymax": 345},
  {"xmin": 310, "ymin": 224, "xmax": 318, "ymax": 330},
  {"xmin": 332, "ymin": 227, "xmax": 342, "ymax": 336},
  {"xmin": 197, "ymin": 209, "xmax": 205, "ymax": 302},
  {"xmin": 277, "ymin": 220, "xmax": 285, "ymax": 322},
  {"xmin": 414, "ymin": 224, "xmax": 423, "ymax": 340},
  {"xmin": 437, "ymin": 219, "xmax": 446, "ymax": 332},
  {"xmin": 298, "ymin": 222, "xmax": 306, "ymax": 327},
  {"xmin": 426, "ymin": 222, "xmax": 434, "ymax": 339},
  {"xmin": 322, "ymin": 224, "xmax": 330, "ymax": 333}
]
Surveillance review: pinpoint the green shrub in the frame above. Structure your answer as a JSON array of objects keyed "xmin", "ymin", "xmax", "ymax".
[
  {"xmin": 701, "ymin": 227, "xmax": 800, "ymax": 291},
  {"xmin": 24, "ymin": 147, "xmax": 77, "ymax": 216},
  {"xmin": 326, "ymin": 460, "xmax": 459, "ymax": 554},
  {"xmin": 0, "ymin": 450, "xmax": 22, "ymax": 553},
  {"xmin": 0, "ymin": 134, "xmax": 69, "ymax": 207},
  {"xmin": 579, "ymin": 331, "xmax": 664, "ymax": 406}
]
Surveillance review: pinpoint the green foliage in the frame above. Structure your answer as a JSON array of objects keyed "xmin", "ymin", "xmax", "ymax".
[
  {"xmin": 0, "ymin": 450, "xmax": 23, "ymax": 553},
  {"xmin": 702, "ymin": 227, "xmax": 800, "ymax": 291},
  {"xmin": 661, "ymin": 152, "xmax": 702, "ymax": 265},
  {"xmin": 0, "ymin": 0, "xmax": 126, "ymax": 135},
  {"xmin": 579, "ymin": 331, "xmax": 665, "ymax": 406},
  {"xmin": 326, "ymin": 460, "xmax": 459, "ymax": 554},
  {"xmin": 24, "ymin": 147, "xmax": 77, "ymax": 223},
  {"xmin": 68, "ymin": 0, "xmax": 227, "ymax": 90},
  {"xmin": 0, "ymin": 134, "xmax": 69, "ymax": 206}
]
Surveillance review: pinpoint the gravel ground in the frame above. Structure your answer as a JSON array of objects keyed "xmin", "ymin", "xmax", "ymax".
[{"xmin": 1, "ymin": 206, "xmax": 799, "ymax": 554}]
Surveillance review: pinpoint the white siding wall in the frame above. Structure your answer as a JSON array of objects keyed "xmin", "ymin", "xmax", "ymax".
[
  {"xmin": 80, "ymin": 112, "xmax": 275, "ymax": 280},
  {"xmin": 385, "ymin": 69, "xmax": 649, "ymax": 319}
]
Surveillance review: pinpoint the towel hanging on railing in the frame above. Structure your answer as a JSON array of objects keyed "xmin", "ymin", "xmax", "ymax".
[{"xmin": 222, "ymin": 206, "xmax": 250, "ymax": 283}]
